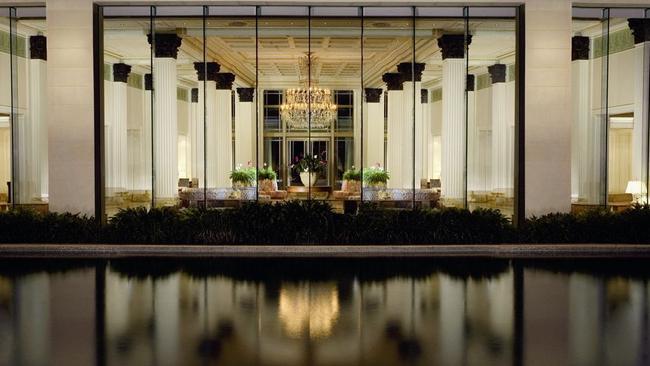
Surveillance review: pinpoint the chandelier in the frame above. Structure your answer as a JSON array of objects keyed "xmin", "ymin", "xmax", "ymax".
[{"xmin": 280, "ymin": 53, "xmax": 337, "ymax": 129}]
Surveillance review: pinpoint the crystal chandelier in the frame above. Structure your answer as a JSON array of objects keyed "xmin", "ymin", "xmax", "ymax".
[{"xmin": 280, "ymin": 53, "xmax": 337, "ymax": 129}]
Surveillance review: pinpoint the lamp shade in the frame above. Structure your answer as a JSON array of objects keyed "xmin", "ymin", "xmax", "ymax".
[{"xmin": 625, "ymin": 180, "xmax": 648, "ymax": 194}]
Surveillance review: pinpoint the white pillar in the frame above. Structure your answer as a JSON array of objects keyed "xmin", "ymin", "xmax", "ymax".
[
  {"xmin": 383, "ymin": 73, "xmax": 404, "ymax": 188},
  {"xmin": 353, "ymin": 89, "xmax": 362, "ymax": 168},
  {"xmin": 489, "ymin": 64, "xmax": 513, "ymax": 198},
  {"xmin": 421, "ymin": 89, "xmax": 430, "ymax": 180},
  {"xmin": 572, "ymin": 36, "xmax": 598, "ymax": 203},
  {"xmin": 106, "ymin": 63, "xmax": 130, "ymax": 197},
  {"xmin": 29, "ymin": 35, "xmax": 47, "ymax": 202},
  {"xmin": 149, "ymin": 34, "xmax": 182, "ymax": 204},
  {"xmin": 466, "ymin": 75, "xmax": 480, "ymax": 194},
  {"xmin": 363, "ymin": 88, "xmax": 384, "ymax": 168},
  {"xmin": 438, "ymin": 34, "xmax": 469, "ymax": 205},
  {"xmin": 629, "ymin": 19, "xmax": 650, "ymax": 199},
  {"xmin": 141, "ymin": 74, "xmax": 153, "ymax": 192},
  {"xmin": 211, "ymin": 73, "xmax": 234, "ymax": 188},
  {"xmin": 194, "ymin": 62, "xmax": 221, "ymax": 188},
  {"xmin": 398, "ymin": 62, "xmax": 425, "ymax": 189},
  {"xmin": 189, "ymin": 88, "xmax": 200, "ymax": 183},
  {"xmin": 235, "ymin": 87, "xmax": 255, "ymax": 166}
]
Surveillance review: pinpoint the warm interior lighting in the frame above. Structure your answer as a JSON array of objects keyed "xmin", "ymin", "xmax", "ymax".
[{"xmin": 625, "ymin": 180, "xmax": 648, "ymax": 203}]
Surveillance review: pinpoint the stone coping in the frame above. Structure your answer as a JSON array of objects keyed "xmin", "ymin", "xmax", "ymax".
[{"xmin": 0, "ymin": 244, "xmax": 649, "ymax": 258}]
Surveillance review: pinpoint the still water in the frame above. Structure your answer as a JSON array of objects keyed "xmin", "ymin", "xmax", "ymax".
[{"xmin": 0, "ymin": 258, "xmax": 649, "ymax": 366}]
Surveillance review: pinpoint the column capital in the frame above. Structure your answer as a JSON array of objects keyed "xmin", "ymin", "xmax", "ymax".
[
  {"xmin": 215, "ymin": 73, "xmax": 235, "ymax": 90},
  {"xmin": 628, "ymin": 18, "xmax": 650, "ymax": 44},
  {"xmin": 571, "ymin": 36, "xmax": 590, "ymax": 61},
  {"xmin": 364, "ymin": 88, "xmax": 382, "ymax": 103},
  {"xmin": 147, "ymin": 33, "xmax": 183, "ymax": 59},
  {"xmin": 421, "ymin": 89, "xmax": 429, "ymax": 103},
  {"xmin": 29, "ymin": 35, "xmax": 46, "ymax": 61},
  {"xmin": 437, "ymin": 34, "xmax": 472, "ymax": 60},
  {"xmin": 191, "ymin": 88, "xmax": 198, "ymax": 103},
  {"xmin": 466, "ymin": 74, "xmax": 475, "ymax": 92},
  {"xmin": 237, "ymin": 87, "xmax": 255, "ymax": 102},
  {"xmin": 193, "ymin": 62, "xmax": 221, "ymax": 81},
  {"xmin": 113, "ymin": 63, "xmax": 132, "ymax": 83},
  {"xmin": 144, "ymin": 73, "xmax": 152, "ymax": 91},
  {"xmin": 397, "ymin": 62, "xmax": 426, "ymax": 82},
  {"xmin": 488, "ymin": 64, "xmax": 506, "ymax": 84},
  {"xmin": 382, "ymin": 73, "xmax": 403, "ymax": 91}
]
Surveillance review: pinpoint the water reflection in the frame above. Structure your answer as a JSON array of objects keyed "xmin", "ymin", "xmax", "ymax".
[{"xmin": 0, "ymin": 259, "xmax": 649, "ymax": 365}]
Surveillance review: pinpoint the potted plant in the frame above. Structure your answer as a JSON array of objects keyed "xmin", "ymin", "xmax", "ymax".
[
  {"xmin": 363, "ymin": 163, "xmax": 390, "ymax": 188},
  {"xmin": 230, "ymin": 163, "xmax": 256, "ymax": 189},
  {"xmin": 292, "ymin": 154, "xmax": 327, "ymax": 187},
  {"xmin": 342, "ymin": 166, "xmax": 361, "ymax": 193},
  {"xmin": 258, "ymin": 163, "xmax": 278, "ymax": 192}
]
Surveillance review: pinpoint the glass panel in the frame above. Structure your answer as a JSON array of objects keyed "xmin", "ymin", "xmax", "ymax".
[
  {"xmin": 0, "ymin": 9, "xmax": 13, "ymax": 207},
  {"xmin": 103, "ymin": 7, "xmax": 153, "ymax": 216},
  {"xmin": 467, "ymin": 13, "xmax": 516, "ymax": 218}
]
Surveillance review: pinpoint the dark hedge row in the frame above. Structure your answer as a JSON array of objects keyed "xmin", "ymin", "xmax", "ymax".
[{"xmin": 1, "ymin": 201, "xmax": 650, "ymax": 244}]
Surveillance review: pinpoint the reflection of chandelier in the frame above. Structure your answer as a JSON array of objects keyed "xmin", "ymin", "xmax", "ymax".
[{"xmin": 280, "ymin": 53, "xmax": 337, "ymax": 129}]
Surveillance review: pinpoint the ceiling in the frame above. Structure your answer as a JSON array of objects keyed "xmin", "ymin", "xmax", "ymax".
[{"xmin": 103, "ymin": 17, "xmax": 516, "ymax": 89}]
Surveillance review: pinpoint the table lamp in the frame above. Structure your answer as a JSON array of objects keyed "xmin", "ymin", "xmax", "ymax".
[{"xmin": 625, "ymin": 180, "xmax": 647, "ymax": 204}]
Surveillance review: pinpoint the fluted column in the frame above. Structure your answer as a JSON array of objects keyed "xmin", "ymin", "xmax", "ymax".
[
  {"xmin": 383, "ymin": 73, "xmax": 404, "ymax": 188},
  {"xmin": 148, "ymin": 33, "xmax": 182, "ymax": 204},
  {"xmin": 212, "ymin": 73, "xmax": 235, "ymax": 188},
  {"xmin": 421, "ymin": 89, "xmax": 430, "ymax": 180},
  {"xmin": 141, "ymin": 74, "xmax": 153, "ymax": 192},
  {"xmin": 466, "ymin": 75, "xmax": 480, "ymax": 194},
  {"xmin": 398, "ymin": 62, "xmax": 425, "ymax": 188},
  {"xmin": 235, "ymin": 87, "xmax": 255, "ymax": 166},
  {"xmin": 571, "ymin": 36, "xmax": 597, "ymax": 203},
  {"xmin": 363, "ymin": 88, "xmax": 384, "ymax": 168},
  {"xmin": 438, "ymin": 34, "xmax": 470, "ymax": 205},
  {"xmin": 489, "ymin": 63, "xmax": 513, "ymax": 197},
  {"xmin": 189, "ymin": 88, "xmax": 200, "ymax": 183},
  {"xmin": 106, "ymin": 63, "xmax": 131, "ymax": 196},
  {"xmin": 194, "ymin": 62, "xmax": 220, "ymax": 188},
  {"xmin": 629, "ymin": 19, "xmax": 650, "ymax": 201}
]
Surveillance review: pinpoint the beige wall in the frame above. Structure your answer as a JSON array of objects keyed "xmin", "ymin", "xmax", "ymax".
[{"xmin": 26, "ymin": 0, "xmax": 645, "ymax": 216}]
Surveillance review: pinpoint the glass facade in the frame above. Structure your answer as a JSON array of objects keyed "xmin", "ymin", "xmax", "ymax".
[
  {"xmin": 99, "ymin": 5, "xmax": 519, "ymax": 218},
  {"xmin": 572, "ymin": 7, "xmax": 650, "ymax": 210},
  {"xmin": 0, "ymin": 7, "xmax": 47, "ymax": 210}
]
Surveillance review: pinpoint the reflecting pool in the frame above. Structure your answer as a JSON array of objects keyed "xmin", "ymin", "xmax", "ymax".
[{"xmin": 0, "ymin": 258, "xmax": 649, "ymax": 366}]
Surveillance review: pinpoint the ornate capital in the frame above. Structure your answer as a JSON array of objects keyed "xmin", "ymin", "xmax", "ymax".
[
  {"xmin": 572, "ymin": 36, "xmax": 590, "ymax": 61},
  {"xmin": 147, "ymin": 33, "xmax": 183, "ymax": 59},
  {"xmin": 193, "ymin": 62, "xmax": 220, "ymax": 81},
  {"xmin": 397, "ymin": 62, "xmax": 426, "ymax": 82},
  {"xmin": 364, "ymin": 88, "xmax": 382, "ymax": 103},
  {"xmin": 421, "ymin": 89, "xmax": 428, "ymax": 103},
  {"xmin": 382, "ymin": 73, "xmax": 403, "ymax": 91},
  {"xmin": 144, "ymin": 73, "xmax": 152, "ymax": 91},
  {"xmin": 29, "ymin": 35, "xmax": 46, "ymax": 61},
  {"xmin": 112, "ymin": 63, "xmax": 132, "ymax": 83},
  {"xmin": 437, "ymin": 34, "xmax": 472, "ymax": 60},
  {"xmin": 466, "ymin": 74, "xmax": 475, "ymax": 92},
  {"xmin": 628, "ymin": 18, "xmax": 650, "ymax": 44},
  {"xmin": 191, "ymin": 88, "xmax": 198, "ymax": 103},
  {"xmin": 488, "ymin": 64, "xmax": 506, "ymax": 84},
  {"xmin": 215, "ymin": 73, "xmax": 235, "ymax": 90},
  {"xmin": 237, "ymin": 87, "xmax": 254, "ymax": 102}
]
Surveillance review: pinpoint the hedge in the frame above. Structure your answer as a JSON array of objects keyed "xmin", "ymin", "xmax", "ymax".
[{"xmin": 1, "ymin": 201, "xmax": 650, "ymax": 244}]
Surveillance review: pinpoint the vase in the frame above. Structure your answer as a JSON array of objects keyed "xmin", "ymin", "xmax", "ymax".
[
  {"xmin": 342, "ymin": 180, "xmax": 360, "ymax": 193},
  {"xmin": 300, "ymin": 172, "xmax": 319, "ymax": 187},
  {"xmin": 259, "ymin": 179, "xmax": 278, "ymax": 192}
]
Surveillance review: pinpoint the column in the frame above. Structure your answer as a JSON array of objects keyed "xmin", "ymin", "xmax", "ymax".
[
  {"xmin": 212, "ymin": 72, "xmax": 235, "ymax": 188},
  {"xmin": 382, "ymin": 72, "xmax": 404, "ymax": 188},
  {"xmin": 106, "ymin": 63, "xmax": 131, "ymax": 197},
  {"xmin": 189, "ymin": 88, "xmax": 200, "ymax": 183},
  {"xmin": 571, "ymin": 36, "xmax": 597, "ymax": 203},
  {"xmin": 154, "ymin": 275, "xmax": 180, "ymax": 366},
  {"xmin": 438, "ymin": 276, "xmax": 465, "ymax": 365},
  {"xmin": 629, "ymin": 19, "xmax": 650, "ymax": 202},
  {"xmin": 193, "ymin": 61, "xmax": 220, "ymax": 188},
  {"xmin": 421, "ymin": 89, "xmax": 430, "ymax": 181},
  {"xmin": 363, "ymin": 88, "xmax": 384, "ymax": 169},
  {"xmin": 148, "ymin": 33, "xmax": 182, "ymax": 205},
  {"xmin": 30, "ymin": 35, "xmax": 48, "ymax": 201},
  {"xmin": 438, "ymin": 34, "xmax": 470, "ymax": 205},
  {"xmin": 141, "ymin": 74, "xmax": 153, "ymax": 192},
  {"xmin": 235, "ymin": 87, "xmax": 255, "ymax": 166},
  {"xmin": 466, "ymin": 75, "xmax": 480, "ymax": 195},
  {"xmin": 489, "ymin": 63, "xmax": 513, "ymax": 198},
  {"xmin": 398, "ymin": 62, "xmax": 425, "ymax": 189}
]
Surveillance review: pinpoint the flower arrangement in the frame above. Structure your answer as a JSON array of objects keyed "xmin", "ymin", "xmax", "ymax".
[
  {"xmin": 363, "ymin": 163, "xmax": 390, "ymax": 187},
  {"xmin": 230, "ymin": 162, "xmax": 256, "ymax": 188},
  {"xmin": 342, "ymin": 166, "xmax": 361, "ymax": 181},
  {"xmin": 342, "ymin": 166, "xmax": 361, "ymax": 193},
  {"xmin": 258, "ymin": 163, "xmax": 277, "ymax": 181},
  {"xmin": 291, "ymin": 153, "xmax": 327, "ymax": 174}
]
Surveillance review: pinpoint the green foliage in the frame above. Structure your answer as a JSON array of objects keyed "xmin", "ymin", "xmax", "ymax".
[
  {"xmin": 229, "ymin": 166, "xmax": 256, "ymax": 186},
  {"xmin": 292, "ymin": 154, "xmax": 327, "ymax": 174},
  {"xmin": 363, "ymin": 167, "xmax": 390, "ymax": 185},
  {"xmin": 342, "ymin": 168, "xmax": 361, "ymax": 181},
  {"xmin": 258, "ymin": 165, "xmax": 277, "ymax": 181},
  {"xmin": 2, "ymin": 203, "xmax": 650, "ymax": 244}
]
